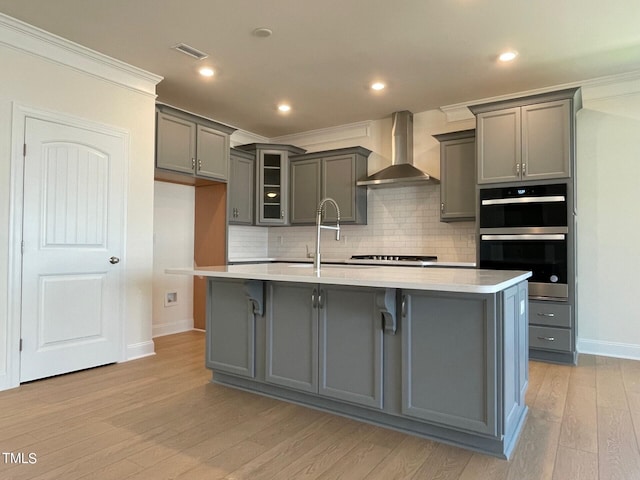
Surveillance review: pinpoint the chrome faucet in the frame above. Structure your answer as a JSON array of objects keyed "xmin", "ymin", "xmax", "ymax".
[{"xmin": 314, "ymin": 198, "xmax": 341, "ymax": 271}]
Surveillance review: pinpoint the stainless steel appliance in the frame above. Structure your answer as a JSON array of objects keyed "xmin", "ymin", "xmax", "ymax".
[
  {"xmin": 349, "ymin": 254, "xmax": 437, "ymax": 267},
  {"xmin": 478, "ymin": 184, "xmax": 568, "ymax": 300}
]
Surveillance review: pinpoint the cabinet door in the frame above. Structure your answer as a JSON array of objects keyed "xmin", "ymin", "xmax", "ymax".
[
  {"xmin": 156, "ymin": 112, "xmax": 196, "ymax": 174},
  {"xmin": 318, "ymin": 286, "xmax": 384, "ymax": 409},
  {"xmin": 229, "ymin": 154, "xmax": 254, "ymax": 225},
  {"xmin": 196, "ymin": 124, "xmax": 229, "ymax": 180},
  {"xmin": 476, "ymin": 108, "xmax": 521, "ymax": 184},
  {"xmin": 521, "ymin": 100, "xmax": 571, "ymax": 180},
  {"xmin": 265, "ymin": 282, "xmax": 318, "ymax": 392},
  {"xmin": 257, "ymin": 150, "xmax": 288, "ymax": 225},
  {"xmin": 440, "ymin": 137, "xmax": 476, "ymax": 221},
  {"xmin": 401, "ymin": 291, "xmax": 497, "ymax": 435},
  {"xmin": 207, "ymin": 279, "xmax": 257, "ymax": 378},
  {"xmin": 290, "ymin": 158, "xmax": 321, "ymax": 224},
  {"xmin": 323, "ymin": 154, "xmax": 357, "ymax": 223}
]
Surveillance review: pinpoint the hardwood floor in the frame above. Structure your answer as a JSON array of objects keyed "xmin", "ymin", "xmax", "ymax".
[{"xmin": 1, "ymin": 331, "xmax": 640, "ymax": 479}]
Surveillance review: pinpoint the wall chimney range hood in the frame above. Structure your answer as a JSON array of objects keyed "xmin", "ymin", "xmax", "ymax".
[{"xmin": 357, "ymin": 111, "xmax": 439, "ymax": 187}]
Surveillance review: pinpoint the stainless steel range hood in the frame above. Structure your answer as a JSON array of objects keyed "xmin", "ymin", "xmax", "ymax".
[{"xmin": 357, "ymin": 111, "xmax": 439, "ymax": 187}]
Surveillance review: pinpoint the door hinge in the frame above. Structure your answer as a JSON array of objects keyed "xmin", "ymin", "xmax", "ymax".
[
  {"xmin": 19, "ymin": 338, "xmax": 23, "ymax": 352},
  {"xmin": 23, "ymin": 143, "xmax": 27, "ymax": 157},
  {"xmin": 21, "ymin": 240, "xmax": 25, "ymax": 255}
]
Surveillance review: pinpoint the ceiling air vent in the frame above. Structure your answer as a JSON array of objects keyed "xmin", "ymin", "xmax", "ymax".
[{"xmin": 172, "ymin": 43, "xmax": 209, "ymax": 60}]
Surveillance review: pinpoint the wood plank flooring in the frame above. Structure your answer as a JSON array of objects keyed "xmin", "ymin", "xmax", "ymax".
[{"xmin": 1, "ymin": 331, "xmax": 640, "ymax": 479}]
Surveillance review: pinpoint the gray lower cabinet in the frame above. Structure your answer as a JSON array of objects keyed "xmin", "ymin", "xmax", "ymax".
[
  {"xmin": 401, "ymin": 282, "xmax": 527, "ymax": 437},
  {"xmin": 433, "ymin": 129, "xmax": 476, "ymax": 221},
  {"xmin": 318, "ymin": 286, "xmax": 386, "ymax": 409},
  {"xmin": 206, "ymin": 278, "xmax": 529, "ymax": 459},
  {"xmin": 228, "ymin": 148, "xmax": 255, "ymax": 225},
  {"xmin": 289, "ymin": 147, "xmax": 370, "ymax": 225},
  {"xmin": 206, "ymin": 279, "xmax": 263, "ymax": 378},
  {"xmin": 265, "ymin": 282, "xmax": 318, "ymax": 392},
  {"xmin": 401, "ymin": 290, "xmax": 498, "ymax": 435},
  {"xmin": 529, "ymin": 300, "xmax": 573, "ymax": 354},
  {"xmin": 265, "ymin": 282, "xmax": 388, "ymax": 408}
]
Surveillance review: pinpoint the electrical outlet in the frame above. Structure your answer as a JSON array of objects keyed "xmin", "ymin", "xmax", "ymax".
[{"xmin": 165, "ymin": 291, "xmax": 178, "ymax": 307}]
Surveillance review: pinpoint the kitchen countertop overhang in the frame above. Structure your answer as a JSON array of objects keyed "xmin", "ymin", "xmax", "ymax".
[{"xmin": 167, "ymin": 263, "xmax": 531, "ymax": 294}]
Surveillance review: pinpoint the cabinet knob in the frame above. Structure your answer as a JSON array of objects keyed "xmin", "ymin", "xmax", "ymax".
[
  {"xmin": 441, "ymin": 203, "xmax": 445, "ymax": 212},
  {"xmin": 516, "ymin": 163, "xmax": 521, "ymax": 174},
  {"xmin": 191, "ymin": 158, "xmax": 195, "ymax": 170},
  {"xmin": 281, "ymin": 210, "xmax": 284, "ymax": 219},
  {"xmin": 522, "ymin": 163, "xmax": 527, "ymax": 175},
  {"xmin": 198, "ymin": 159, "xmax": 202, "ymax": 170}
]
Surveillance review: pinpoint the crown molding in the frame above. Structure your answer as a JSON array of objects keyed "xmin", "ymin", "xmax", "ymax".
[
  {"xmin": 270, "ymin": 120, "xmax": 372, "ymax": 149},
  {"xmin": 0, "ymin": 13, "xmax": 162, "ymax": 96},
  {"xmin": 440, "ymin": 70, "xmax": 640, "ymax": 122}
]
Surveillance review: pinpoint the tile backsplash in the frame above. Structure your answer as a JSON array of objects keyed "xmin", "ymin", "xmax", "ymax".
[{"xmin": 229, "ymin": 185, "xmax": 476, "ymax": 262}]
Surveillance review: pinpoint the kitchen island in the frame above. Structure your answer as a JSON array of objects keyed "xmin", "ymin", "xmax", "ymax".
[{"xmin": 167, "ymin": 264, "xmax": 531, "ymax": 459}]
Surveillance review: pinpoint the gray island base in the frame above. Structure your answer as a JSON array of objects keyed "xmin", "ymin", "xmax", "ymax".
[{"xmin": 167, "ymin": 264, "xmax": 531, "ymax": 459}]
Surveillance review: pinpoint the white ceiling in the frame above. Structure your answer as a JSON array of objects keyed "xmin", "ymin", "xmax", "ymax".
[{"xmin": 1, "ymin": 0, "xmax": 639, "ymax": 137}]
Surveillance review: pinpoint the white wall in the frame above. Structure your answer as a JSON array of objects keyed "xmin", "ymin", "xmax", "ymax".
[
  {"xmin": 0, "ymin": 16, "xmax": 160, "ymax": 389},
  {"xmin": 152, "ymin": 181, "xmax": 195, "ymax": 336},
  {"xmin": 576, "ymin": 92, "xmax": 640, "ymax": 358}
]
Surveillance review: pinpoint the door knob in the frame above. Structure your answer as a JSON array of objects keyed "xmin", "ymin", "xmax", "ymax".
[{"xmin": 109, "ymin": 256, "xmax": 120, "ymax": 264}]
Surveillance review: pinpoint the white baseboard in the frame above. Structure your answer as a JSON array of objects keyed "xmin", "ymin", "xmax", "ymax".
[
  {"xmin": 0, "ymin": 374, "xmax": 19, "ymax": 392},
  {"xmin": 152, "ymin": 318, "xmax": 194, "ymax": 338},
  {"xmin": 578, "ymin": 338, "xmax": 640, "ymax": 361},
  {"xmin": 125, "ymin": 340, "xmax": 156, "ymax": 361}
]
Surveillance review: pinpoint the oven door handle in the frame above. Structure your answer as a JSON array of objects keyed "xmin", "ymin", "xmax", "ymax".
[
  {"xmin": 481, "ymin": 234, "xmax": 566, "ymax": 241},
  {"xmin": 481, "ymin": 195, "xmax": 566, "ymax": 206}
]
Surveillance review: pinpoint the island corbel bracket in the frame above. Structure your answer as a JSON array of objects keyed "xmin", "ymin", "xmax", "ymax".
[
  {"xmin": 376, "ymin": 288, "xmax": 397, "ymax": 334},
  {"xmin": 243, "ymin": 280, "xmax": 264, "ymax": 316}
]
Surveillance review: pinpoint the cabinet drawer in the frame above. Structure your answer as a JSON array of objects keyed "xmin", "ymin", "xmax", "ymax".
[
  {"xmin": 529, "ymin": 302, "xmax": 571, "ymax": 328},
  {"xmin": 529, "ymin": 326, "xmax": 572, "ymax": 352}
]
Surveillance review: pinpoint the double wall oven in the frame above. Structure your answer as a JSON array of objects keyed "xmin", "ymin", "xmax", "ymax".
[{"xmin": 478, "ymin": 183, "xmax": 569, "ymax": 300}]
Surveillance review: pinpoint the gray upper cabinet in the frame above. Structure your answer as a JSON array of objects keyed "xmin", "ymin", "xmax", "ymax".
[
  {"xmin": 235, "ymin": 143, "xmax": 306, "ymax": 225},
  {"xmin": 290, "ymin": 157, "xmax": 322, "ymax": 224},
  {"xmin": 155, "ymin": 104, "xmax": 235, "ymax": 182},
  {"xmin": 228, "ymin": 148, "xmax": 255, "ymax": 225},
  {"xmin": 433, "ymin": 129, "xmax": 476, "ymax": 221},
  {"xmin": 471, "ymin": 89, "xmax": 580, "ymax": 185},
  {"xmin": 289, "ymin": 147, "xmax": 370, "ymax": 225}
]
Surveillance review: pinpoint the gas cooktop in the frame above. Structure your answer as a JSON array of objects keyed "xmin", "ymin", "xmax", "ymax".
[{"xmin": 348, "ymin": 255, "xmax": 438, "ymax": 266}]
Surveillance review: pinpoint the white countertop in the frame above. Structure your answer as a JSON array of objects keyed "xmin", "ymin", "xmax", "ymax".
[
  {"xmin": 167, "ymin": 263, "xmax": 530, "ymax": 294},
  {"xmin": 228, "ymin": 257, "xmax": 477, "ymax": 268}
]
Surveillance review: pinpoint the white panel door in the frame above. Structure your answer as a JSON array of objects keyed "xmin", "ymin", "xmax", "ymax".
[{"xmin": 20, "ymin": 117, "xmax": 125, "ymax": 382}]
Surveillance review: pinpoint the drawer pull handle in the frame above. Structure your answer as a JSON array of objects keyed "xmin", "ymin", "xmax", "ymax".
[
  {"xmin": 537, "ymin": 312, "xmax": 555, "ymax": 317},
  {"xmin": 537, "ymin": 336, "xmax": 555, "ymax": 341}
]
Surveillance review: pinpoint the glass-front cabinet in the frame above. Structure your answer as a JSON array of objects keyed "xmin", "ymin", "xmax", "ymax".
[{"xmin": 235, "ymin": 143, "xmax": 306, "ymax": 225}]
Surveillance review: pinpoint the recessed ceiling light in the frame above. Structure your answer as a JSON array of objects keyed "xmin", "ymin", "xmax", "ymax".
[
  {"xmin": 278, "ymin": 104, "xmax": 291, "ymax": 113},
  {"xmin": 253, "ymin": 27, "xmax": 273, "ymax": 38},
  {"xmin": 371, "ymin": 82, "xmax": 386, "ymax": 91},
  {"xmin": 498, "ymin": 51, "xmax": 518, "ymax": 62},
  {"xmin": 199, "ymin": 67, "xmax": 214, "ymax": 77}
]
